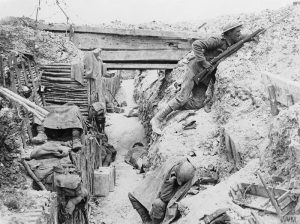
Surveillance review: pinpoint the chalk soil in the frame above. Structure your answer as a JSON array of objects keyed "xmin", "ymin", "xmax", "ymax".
[{"xmin": 91, "ymin": 79, "xmax": 146, "ymax": 224}]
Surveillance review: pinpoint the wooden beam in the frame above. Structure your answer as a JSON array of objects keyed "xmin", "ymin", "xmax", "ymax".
[
  {"xmin": 38, "ymin": 23, "xmax": 198, "ymax": 39},
  {"xmin": 73, "ymin": 33, "xmax": 191, "ymax": 51},
  {"xmin": 261, "ymin": 71, "xmax": 300, "ymax": 106},
  {"xmin": 267, "ymin": 85, "xmax": 279, "ymax": 116},
  {"xmin": 101, "ymin": 49, "xmax": 187, "ymax": 61},
  {"xmin": 106, "ymin": 63, "xmax": 177, "ymax": 70}
]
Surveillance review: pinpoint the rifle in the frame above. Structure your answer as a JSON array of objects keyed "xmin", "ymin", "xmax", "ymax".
[
  {"xmin": 193, "ymin": 28, "xmax": 265, "ymax": 85},
  {"xmin": 107, "ymin": 89, "xmax": 120, "ymax": 107}
]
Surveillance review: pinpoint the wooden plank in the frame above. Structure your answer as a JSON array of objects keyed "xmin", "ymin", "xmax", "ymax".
[
  {"xmin": 287, "ymin": 94, "xmax": 294, "ymax": 107},
  {"xmin": 261, "ymin": 71, "xmax": 300, "ymax": 106},
  {"xmin": 240, "ymin": 183, "xmax": 287, "ymax": 198},
  {"xmin": 106, "ymin": 63, "xmax": 177, "ymax": 70},
  {"xmin": 267, "ymin": 85, "xmax": 279, "ymax": 116},
  {"xmin": 73, "ymin": 33, "xmax": 191, "ymax": 50},
  {"xmin": 20, "ymin": 61, "xmax": 29, "ymax": 86},
  {"xmin": 38, "ymin": 23, "xmax": 198, "ymax": 39},
  {"xmin": 0, "ymin": 55, "xmax": 5, "ymax": 87},
  {"xmin": 101, "ymin": 49, "xmax": 187, "ymax": 61}
]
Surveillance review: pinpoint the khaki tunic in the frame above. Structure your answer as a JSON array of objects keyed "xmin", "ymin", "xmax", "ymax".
[{"xmin": 131, "ymin": 157, "xmax": 197, "ymax": 224}]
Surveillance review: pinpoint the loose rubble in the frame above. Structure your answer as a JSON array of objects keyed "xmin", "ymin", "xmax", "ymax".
[{"xmin": 0, "ymin": 17, "xmax": 83, "ymax": 64}]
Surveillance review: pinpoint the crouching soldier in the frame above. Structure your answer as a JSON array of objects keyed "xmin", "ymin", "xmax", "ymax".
[
  {"xmin": 151, "ymin": 22, "xmax": 245, "ymax": 134},
  {"xmin": 128, "ymin": 157, "xmax": 196, "ymax": 224}
]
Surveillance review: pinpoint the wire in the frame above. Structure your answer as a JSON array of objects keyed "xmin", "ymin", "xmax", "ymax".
[
  {"xmin": 28, "ymin": 4, "xmax": 38, "ymax": 18},
  {"xmin": 55, "ymin": 0, "xmax": 72, "ymax": 24}
]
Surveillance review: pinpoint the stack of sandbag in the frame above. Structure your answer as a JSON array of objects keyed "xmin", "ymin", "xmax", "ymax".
[{"xmin": 27, "ymin": 141, "xmax": 88, "ymax": 221}]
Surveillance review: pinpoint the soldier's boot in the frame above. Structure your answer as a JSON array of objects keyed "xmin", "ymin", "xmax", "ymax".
[
  {"xmin": 128, "ymin": 193, "xmax": 152, "ymax": 223},
  {"xmin": 150, "ymin": 105, "xmax": 173, "ymax": 135},
  {"xmin": 137, "ymin": 208, "xmax": 152, "ymax": 224},
  {"xmin": 32, "ymin": 125, "xmax": 47, "ymax": 144},
  {"xmin": 72, "ymin": 128, "xmax": 82, "ymax": 152},
  {"xmin": 152, "ymin": 218, "xmax": 162, "ymax": 224}
]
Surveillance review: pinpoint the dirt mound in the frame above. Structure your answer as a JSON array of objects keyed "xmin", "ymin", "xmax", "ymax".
[
  {"xmin": 0, "ymin": 17, "xmax": 83, "ymax": 64},
  {"xmin": 0, "ymin": 103, "xmax": 27, "ymax": 189}
]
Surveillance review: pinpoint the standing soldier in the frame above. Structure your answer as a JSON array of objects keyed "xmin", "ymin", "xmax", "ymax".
[{"xmin": 151, "ymin": 22, "xmax": 244, "ymax": 134}]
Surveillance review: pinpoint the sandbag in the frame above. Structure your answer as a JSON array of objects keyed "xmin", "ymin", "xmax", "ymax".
[{"xmin": 30, "ymin": 141, "xmax": 70, "ymax": 160}]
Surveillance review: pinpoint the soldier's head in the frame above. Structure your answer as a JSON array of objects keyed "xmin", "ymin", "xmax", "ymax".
[
  {"xmin": 222, "ymin": 22, "xmax": 243, "ymax": 44},
  {"xmin": 176, "ymin": 161, "xmax": 196, "ymax": 185}
]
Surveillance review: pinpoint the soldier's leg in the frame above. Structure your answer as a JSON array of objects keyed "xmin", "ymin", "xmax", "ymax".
[
  {"xmin": 204, "ymin": 79, "xmax": 215, "ymax": 113},
  {"xmin": 168, "ymin": 66, "xmax": 195, "ymax": 110},
  {"xmin": 150, "ymin": 198, "xmax": 167, "ymax": 224},
  {"xmin": 182, "ymin": 83, "xmax": 207, "ymax": 110},
  {"xmin": 72, "ymin": 128, "xmax": 82, "ymax": 152},
  {"xmin": 151, "ymin": 66, "xmax": 195, "ymax": 134},
  {"xmin": 128, "ymin": 193, "xmax": 152, "ymax": 223}
]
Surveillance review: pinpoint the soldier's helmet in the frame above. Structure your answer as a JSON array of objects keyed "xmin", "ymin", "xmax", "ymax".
[
  {"xmin": 222, "ymin": 22, "xmax": 242, "ymax": 34},
  {"xmin": 176, "ymin": 161, "xmax": 196, "ymax": 185}
]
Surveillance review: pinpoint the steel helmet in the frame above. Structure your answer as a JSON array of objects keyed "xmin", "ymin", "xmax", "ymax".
[
  {"xmin": 222, "ymin": 22, "xmax": 242, "ymax": 34},
  {"xmin": 176, "ymin": 161, "xmax": 196, "ymax": 185}
]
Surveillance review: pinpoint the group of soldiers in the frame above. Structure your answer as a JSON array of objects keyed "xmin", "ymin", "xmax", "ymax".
[{"xmin": 129, "ymin": 22, "xmax": 247, "ymax": 224}]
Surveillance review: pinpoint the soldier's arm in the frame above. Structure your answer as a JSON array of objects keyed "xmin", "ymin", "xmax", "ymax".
[
  {"xmin": 192, "ymin": 37, "xmax": 223, "ymax": 64},
  {"xmin": 159, "ymin": 171, "xmax": 177, "ymax": 203}
]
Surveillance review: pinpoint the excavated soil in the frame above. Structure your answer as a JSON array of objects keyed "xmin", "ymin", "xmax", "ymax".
[{"xmin": 0, "ymin": 17, "xmax": 83, "ymax": 64}]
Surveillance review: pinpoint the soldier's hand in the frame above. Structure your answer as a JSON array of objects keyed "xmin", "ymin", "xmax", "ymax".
[
  {"xmin": 202, "ymin": 61, "xmax": 213, "ymax": 70},
  {"xmin": 251, "ymin": 36, "xmax": 259, "ymax": 43}
]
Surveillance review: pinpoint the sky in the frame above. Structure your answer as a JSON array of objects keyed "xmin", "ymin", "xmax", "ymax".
[{"xmin": 0, "ymin": 0, "xmax": 294, "ymax": 25}]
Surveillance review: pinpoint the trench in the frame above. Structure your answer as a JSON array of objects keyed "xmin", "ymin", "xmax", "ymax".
[{"xmin": 90, "ymin": 77, "xmax": 146, "ymax": 224}]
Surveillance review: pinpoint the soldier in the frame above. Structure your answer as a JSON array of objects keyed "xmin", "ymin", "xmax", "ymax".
[
  {"xmin": 128, "ymin": 157, "xmax": 196, "ymax": 224},
  {"xmin": 151, "ymin": 22, "xmax": 244, "ymax": 134},
  {"xmin": 32, "ymin": 104, "xmax": 84, "ymax": 151}
]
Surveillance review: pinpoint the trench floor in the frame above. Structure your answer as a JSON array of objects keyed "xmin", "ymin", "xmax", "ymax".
[{"xmin": 90, "ymin": 79, "xmax": 146, "ymax": 224}]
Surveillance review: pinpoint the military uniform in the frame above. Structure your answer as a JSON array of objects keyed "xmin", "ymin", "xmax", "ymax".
[
  {"xmin": 150, "ymin": 22, "xmax": 243, "ymax": 134},
  {"xmin": 168, "ymin": 36, "xmax": 232, "ymax": 110},
  {"xmin": 128, "ymin": 157, "xmax": 196, "ymax": 224}
]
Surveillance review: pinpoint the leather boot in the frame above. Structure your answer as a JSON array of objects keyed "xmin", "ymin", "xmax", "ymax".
[
  {"xmin": 150, "ymin": 105, "xmax": 173, "ymax": 135},
  {"xmin": 152, "ymin": 218, "xmax": 162, "ymax": 224},
  {"xmin": 128, "ymin": 193, "xmax": 152, "ymax": 223},
  {"xmin": 72, "ymin": 129, "xmax": 82, "ymax": 152},
  {"xmin": 32, "ymin": 125, "xmax": 47, "ymax": 144}
]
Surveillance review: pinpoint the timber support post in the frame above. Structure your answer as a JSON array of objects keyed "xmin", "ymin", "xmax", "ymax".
[{"xmin": 267, "ymin": 85, "xmax": 279, "ymax": 116}]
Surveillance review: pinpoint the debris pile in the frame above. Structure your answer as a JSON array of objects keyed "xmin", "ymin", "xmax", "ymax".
[
  {"xmin": 261, "ymin": 104, "xmax": 300, "ymax": 184},
  {"xmin": 0, "ymin": 17, "xmax": 82, "ymax": 64}
]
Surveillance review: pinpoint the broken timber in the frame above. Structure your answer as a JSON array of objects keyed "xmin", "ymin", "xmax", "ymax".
[
  {"xmin": 38, "ymin": 24, "xmax": 198, "ymax": 70},
  {"xmin": 261, "ymin": 71, "xmax": 300, "ymax": 107},
  {"xmin": 224, "ymin": 130, "xmax": 242, "ymax": 170},
  {"xmin": 233, "ymin": 183, "xmax": 297, "ymax": 217}
]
